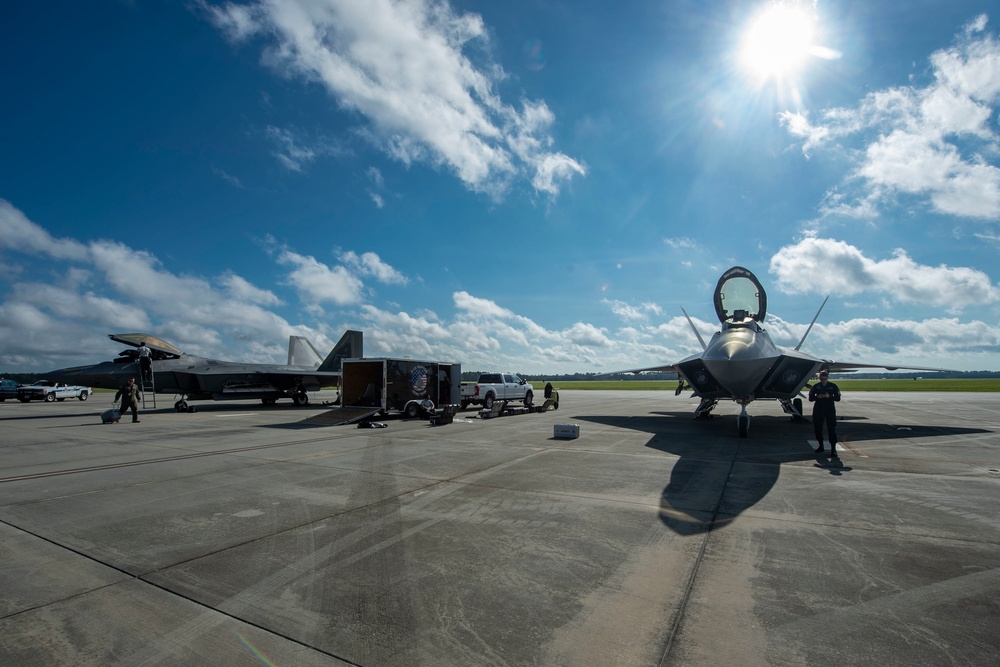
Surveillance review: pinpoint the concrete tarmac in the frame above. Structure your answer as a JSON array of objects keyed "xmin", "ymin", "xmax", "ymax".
[{"xmin": 1, "ymin": 390, "xmax": 998, "ymax": 666}]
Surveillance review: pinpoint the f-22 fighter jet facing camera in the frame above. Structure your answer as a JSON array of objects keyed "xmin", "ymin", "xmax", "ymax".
[{"xmin": 622, "ymin": 266, "xmax": 950, "ymax": 437}]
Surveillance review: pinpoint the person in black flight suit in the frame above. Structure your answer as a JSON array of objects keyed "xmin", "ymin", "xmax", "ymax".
[{"xmin": 809, "ymin": 369, "xmax": 841, "ymax": 458}]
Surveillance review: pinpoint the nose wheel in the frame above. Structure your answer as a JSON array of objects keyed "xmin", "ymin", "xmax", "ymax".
[{"xmin": 737, "ymin": 405, "xmax": 750, "ymax": 438}]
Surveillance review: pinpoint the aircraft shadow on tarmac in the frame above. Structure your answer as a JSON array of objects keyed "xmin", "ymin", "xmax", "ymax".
[{"xmin": 574, "ymin": 410, "xmax": 989, "ymax": 537}]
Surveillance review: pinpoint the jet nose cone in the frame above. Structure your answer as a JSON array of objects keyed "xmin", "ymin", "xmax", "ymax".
[
  {"xmin": 702, "ymin": 330, "xmax": 777, "ymax": 398},
  {"xmin": 704, "ymin": 329, "xmax": 757, "ymax": 363}
]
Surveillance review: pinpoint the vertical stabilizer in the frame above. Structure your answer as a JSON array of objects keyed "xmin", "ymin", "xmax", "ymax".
[
  {"xmin": 682, "ymin": 307, "xmax": 708, "ymax": 351},
  {"xmin": 317, "ymin": 330, "xmax": 364, "ymax": 373},
  {"xmin": 795, "ymin": 295, "xmax": 830, "ymax": 351},
  {"xmin": 287, "ymin": 336, "xmax": 323, "ymax": 367}
]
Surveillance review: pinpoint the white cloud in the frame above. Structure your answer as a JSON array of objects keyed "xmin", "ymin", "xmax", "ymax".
[
  {"xmin": 779, "ymin": 17, "xmax": 1000, "ymax": 221},
  {"xmin": 212, "ymin": 167, "xmax": 246, "ymax": 189},
  {"xmin": 338, "ymin": 250, "xmax": 408, "ymax": 285},
  {"xmin": 770, "ymin": 237, "xmax": 1000, "ymax": 310},
  {"xmin": 265, "ymin": 125, "xmax": 317, "ymax": 172},
  {"xmin": 277, "ymin": 249, "xmax": 365, "ymax": 305},
  {"xmin": 205, "ymin": 0, "xmax": 584, "ymax": 197},
  {"xmin": 664, "ymin": 237, "xmax": 698, "ymax": 249},
  {"xmin": 0, "ymin": 199, "xmax": 88, "ymax": 261},
  {"xmin": 563, "ymin": 322, "xmax": 611, "ymax": 347},
  {"xmin": 797, "ymin": 317, "xmax": 1000, "ymax": 363},
  {"xmin": 604, "ymin": 299, "xmax": 663, "ymax": 322},
  {"xmin": 221, "ymin": 272, "xmax": 283, "ymax": 306}
]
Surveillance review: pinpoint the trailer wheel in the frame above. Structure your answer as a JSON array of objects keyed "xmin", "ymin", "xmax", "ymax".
[{"xmin": 404, "ymin": 402, "xmax": 420, "ymax": 419}]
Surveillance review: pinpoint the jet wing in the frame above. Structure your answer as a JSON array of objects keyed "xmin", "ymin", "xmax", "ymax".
[
  {"xmin": 822, "ymin": 361, "xmax": 956, "ymax": 374},
  {"xmin": 109, "ymin": 333, "xmax": 183, "ymax": 356},
  {"xmin": 617, "ymin": 364, "xmax": 680, "ymax": 375}
]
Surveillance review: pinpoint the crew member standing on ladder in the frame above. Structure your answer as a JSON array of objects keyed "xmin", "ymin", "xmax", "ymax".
[{"xmin": 138, "ymin": 341, "xmax": 152, "ymax": 383}]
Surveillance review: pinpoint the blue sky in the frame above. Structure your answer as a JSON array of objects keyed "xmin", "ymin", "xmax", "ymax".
[{"xmin": 2, "ymin": 0, "xmax": 999, "ymax": 374}]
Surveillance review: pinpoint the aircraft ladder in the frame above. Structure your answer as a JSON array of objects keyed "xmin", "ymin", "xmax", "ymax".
[{"xmin": 140, "ymin": 368, "xmax": 156, "ymax": 410}]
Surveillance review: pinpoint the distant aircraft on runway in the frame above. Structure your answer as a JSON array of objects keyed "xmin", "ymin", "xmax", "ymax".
[
  {"xmin": 46, "ymin": 330, "xmax": 362, "ymax": 411},
  {"xmin": 621, "ymin": 266, "xmax": 949, "ymax": 437}
]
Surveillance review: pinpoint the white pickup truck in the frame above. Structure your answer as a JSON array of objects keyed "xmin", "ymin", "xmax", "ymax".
[
  {"xmin": 460, "ymin": 373, "xmax": 533, "ymax": 410},
  {"xmin": 18, "ymin": 380, "xmax": 92, "ymax": 403}
]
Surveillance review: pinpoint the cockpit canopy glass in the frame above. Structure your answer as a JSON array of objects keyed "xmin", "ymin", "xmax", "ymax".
[{"xmin": 713, "ymin": 266, "xmax": 767, "ymax": 323}]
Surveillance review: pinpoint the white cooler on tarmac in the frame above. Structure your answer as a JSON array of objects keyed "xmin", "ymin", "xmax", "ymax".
[{"xmin": 553, "ymin": 423, "xmax": 580, "ymax": 439}]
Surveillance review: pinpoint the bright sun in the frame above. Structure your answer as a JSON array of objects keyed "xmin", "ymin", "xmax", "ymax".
[{"xmin": 740, "ymin": 3, "xmax": 817, "ymax": 80}]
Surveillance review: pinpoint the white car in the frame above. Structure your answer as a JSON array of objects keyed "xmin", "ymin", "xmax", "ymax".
[{"xmin": 18, "ymin": 380, "xmax": 92, "ymax": 403}]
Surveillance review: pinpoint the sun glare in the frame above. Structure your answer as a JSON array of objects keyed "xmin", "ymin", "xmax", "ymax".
[{"xmin": 740, "ymin": 3, "xmax": 817, "ymax": 81}]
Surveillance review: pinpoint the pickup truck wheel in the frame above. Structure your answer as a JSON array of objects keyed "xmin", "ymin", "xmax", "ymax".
[
  {"xmin": 483, "ymin": 393, "xmax": 495, "ymax": 409},
  {"xmin": 45, "ymin": 393, "xmax": 57, "ymax": 402},
  {"xmin": 523, "ymin": 391, "xmax": 533, "ymax": 407},
  {"xmin": 79, "ymin": 392, "xmax": 89, "ymax": 401}
]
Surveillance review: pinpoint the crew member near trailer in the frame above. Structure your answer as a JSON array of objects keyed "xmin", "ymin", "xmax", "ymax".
[{"xmin": 809, "ymin": 369, "xmax": 841, "ymax": 458}]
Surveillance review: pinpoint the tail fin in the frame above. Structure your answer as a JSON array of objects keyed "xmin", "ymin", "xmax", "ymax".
[
  {"xmin": 287, "ymin": 336, "xmax": 323, "ymax": 367},
  {"xmin": 317, "ymin": 330, "xmax": 363, "ymax": 373},
  {"xmin": 795, "ymin": 295, "xmax": 830, "ymax": 351},
  {"xmin": 681, "ymin": 307, "xmax": 708, "ymax": 351}
]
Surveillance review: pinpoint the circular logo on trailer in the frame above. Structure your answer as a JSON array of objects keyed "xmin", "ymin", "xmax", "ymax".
[{"xmin": 410, "ymin": 366, "xmax": 429, "ymax": 397}]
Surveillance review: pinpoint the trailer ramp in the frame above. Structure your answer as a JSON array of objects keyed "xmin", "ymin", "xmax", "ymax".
[{"xmin": 302, "ymin": 406, "xmax": 381, "ymax": 426}]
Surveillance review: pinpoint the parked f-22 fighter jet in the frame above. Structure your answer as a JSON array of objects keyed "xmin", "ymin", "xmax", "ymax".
[
  {"xmin": 623, "ymin": 266, "xmax": 949, "ymax": 437},
  {"xmin": 46, "ymin": 330, "xmax": 362, "ymax": 411}
]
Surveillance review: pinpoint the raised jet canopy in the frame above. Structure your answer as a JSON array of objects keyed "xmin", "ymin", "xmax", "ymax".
[
  {"xmin": 713, "ymin": 266, "xmax": 767, "ymax": 324},
  {"xmin": 109, "ymin": 333, "xmax": 183, "ymax": 358}
]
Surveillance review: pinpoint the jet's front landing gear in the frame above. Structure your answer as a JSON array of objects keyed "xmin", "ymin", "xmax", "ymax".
[{"xmin": 737, "ymin": 404, "xmax": 750, "ymax": 438}]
